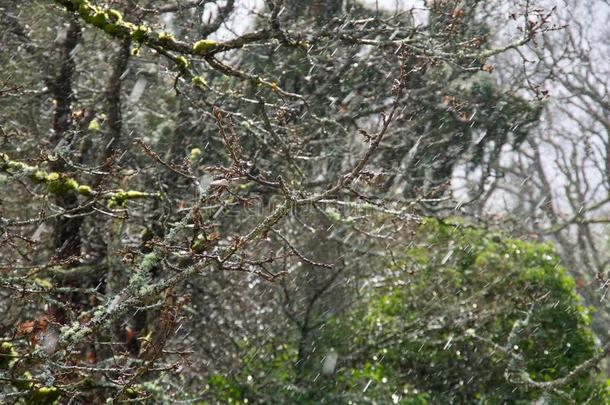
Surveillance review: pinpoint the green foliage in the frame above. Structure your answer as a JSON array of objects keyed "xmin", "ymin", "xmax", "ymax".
[
  {"xmin": 209, "ymin": 220, "xmax": 608, "ymax": 403},
  {"xmin": 327, "ymin": 219, "xmax": 608, "ymax": 403},
  {"xmin": 207, "ymin": 373, "xmax": 246, "ymax": 403}
]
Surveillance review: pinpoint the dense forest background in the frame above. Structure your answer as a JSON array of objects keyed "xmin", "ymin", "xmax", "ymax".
[{"xmin": 1, "ymin": 0, "xmax": 609, "ymax": 403}]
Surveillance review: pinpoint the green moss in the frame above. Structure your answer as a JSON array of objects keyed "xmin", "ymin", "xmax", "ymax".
[
  {"xmin": 30, "ymin": 170, "xmax": 48, "ymax": 183},
  {"xmin": 107, "ymin": 9, "xmax": 123, "ymax": 23},
  {"xmin": 78, "ymin": 2, "xmax": 97, "ymax": 23},
  {"xmin": 192, "ymin": 76, "xmax": 207, "ymax": 88},
  {"xmin": 77, "ymin": 185, "xmax": 93, "ymax": 196},
  {"xmin": 7, "ymin": 160, "xmax": 27, "ymax": 171},
  {"xmin": 108, "ymin": 189, "xmax": 148, "ymax": 208},
  {"xmin": 88, "ymin": 118, "xmax": 100, "ymax": 131},
  {"xmin": 189, "ymin": 147, "xmax": 202, "ymax": 163},
  {"xmin": 30, "ymin": 386, "xmax": 61, "ymax": 404},
  {"xmin": 33, "ymin": 278, "xmax": 53, "ymax": 289},
  {"xmin": 0, "ymin": 342, "xmax": 17, "ymax": 369},
  {"xmin": 66, "ymin": 178, "xmax": 78, "ymax": 190},
  {"xmin": 124, "ymin": 387, "xmax": 142, "ymax": 399},
  {"xmin": 126, "ymin": 190, "xmax": 146, "ymax": 199},
  {"xmin": 103, "ymin": 23, "xmax": 120, "ymax": 35},
  {"xmin": 75, "ymin": 2, "xmax": 130, "ymax": 38},
  {"xmin": 12, "ymin": 371, "xmax": 33, "ymax": 390},
  {"xmin": 175, "ymin": 56, "xmax": 189, "ymax": 69},
  {"xmin": 131, "ymin": 25, "xmax": 150, "ymax": 42},
  {"xmin": 78, "ymin": 2, "xmax": 93, "ymax": 17},
  {"xmin": 47, "ymin": 174, "xmax": 79, "ymax": 195},
  {"xmin": 107, "ymin": 191, "xmax": 125, "ymax": 209},
  {"xmin": 158, "ymin": 32, "xmax": 176, "ymax": 42},
  {"xmin": 87, "ymin": 7, "xmax": 109, "ymax": 28},
  {"xmin": 193, "ymin": 39, "xmax": 217, "ymax": 52},
  {"xmin": 47, "ymin": 181, "xmax": 63, "ymax": 194},
  {"xmin": 47, "ymin": 172, "xmax": 60, "ymax": 182}
]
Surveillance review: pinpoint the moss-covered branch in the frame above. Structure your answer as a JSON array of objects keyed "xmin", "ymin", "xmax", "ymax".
[
  {"xmin": 1, "ymin": 154, "xmax": 157, "ymax": 208},
  {"xmin": 52, "ymin": 0, "xmax": 298, "ymax": 95},
  {"xmin": 53, "ymin": 0, "xmax": 270, "ymax": 56}
]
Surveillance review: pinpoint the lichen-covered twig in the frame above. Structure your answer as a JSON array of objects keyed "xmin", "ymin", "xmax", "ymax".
[{"xmin": 1, "ymin": 154, "xmax": 157, "ymax": 208}]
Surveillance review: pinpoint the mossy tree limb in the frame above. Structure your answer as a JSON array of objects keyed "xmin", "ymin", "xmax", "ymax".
[{"xmin": 1, "ymin": 154, "xmax": 158, "ymax": 207}]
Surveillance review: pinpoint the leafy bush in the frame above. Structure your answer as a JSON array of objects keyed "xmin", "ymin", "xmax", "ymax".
[{"xmin": 212, "ymin": 219, "xmax": 608, "ymax": 403}]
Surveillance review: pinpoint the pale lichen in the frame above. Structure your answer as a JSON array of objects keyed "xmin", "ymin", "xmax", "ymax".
[{"xmin": 140, "ymin": 252, "xmax": 158, "ymax": 273}]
